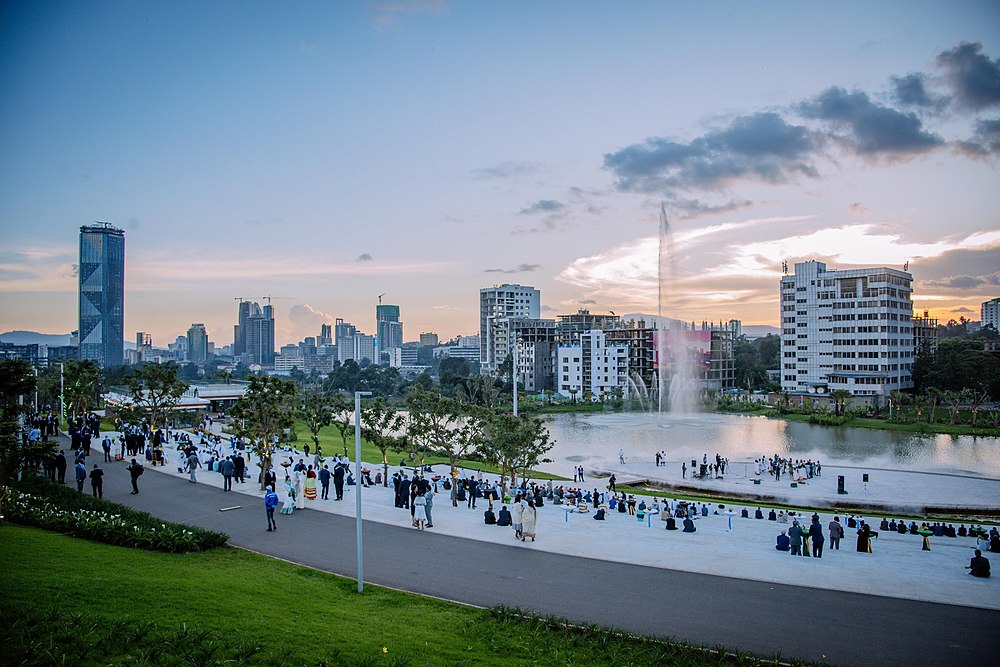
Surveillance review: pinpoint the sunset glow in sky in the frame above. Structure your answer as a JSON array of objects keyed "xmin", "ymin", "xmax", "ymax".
[{"xmin": 2, "ymin": 1, "xmax": 998, "ymax": 347}]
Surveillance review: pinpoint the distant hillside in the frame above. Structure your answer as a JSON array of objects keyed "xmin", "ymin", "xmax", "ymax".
[
  {"xmin": 742, "ymin": 325, "xmax": 780, "ymax": 338},
  {"xmin": 0, "ymin": 330, "xmax": 72, "ymax": 346}
]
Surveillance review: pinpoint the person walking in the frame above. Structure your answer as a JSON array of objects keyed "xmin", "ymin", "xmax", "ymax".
[
  {"xmin": 412, "ymin": 491, "xmax": 427, "ymax": 530},
  {"xmin": 618, "ymin": 449, "xmax": 625, "ymax": 464},
  {"xmin": 264, "ymin": 485, "xmax": 279, "ymax": 531},
  {"xmin": 126, "ymin": 458, "xmax": 143, "ymax": 494},
  {"xmin": 89, "ymin": 463, "xmax": 104, "ymax": 498},
  {"xmin": 55, "ymin": 450, "xmax": 67, "ymax": 484},
  {"xmin": 521, "ymin": 498, "xmax": 538, "ymax": 542},
  {"xmin": 186, "ymin": 451, "xmax": 201, "ymax": 483},
  {"xmin": 75, "ymin": 460, "xmax": 87, "ymax": 493}
]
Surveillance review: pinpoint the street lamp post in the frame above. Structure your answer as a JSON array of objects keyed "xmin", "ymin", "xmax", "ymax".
[
  {"xmin": 354, "ymin": 390, "xmax": 372, "ymax": 593},
  {"xmin": 512, "ymin": 336, "xmax": 519, "ymax": 417},
  {"xmin": 60, "ymin": 362, "xmax": 65, "ymax": 424}
]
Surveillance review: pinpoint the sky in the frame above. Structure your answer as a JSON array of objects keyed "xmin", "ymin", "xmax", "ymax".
[{"xmin": 1, "ymin": 1, "xmax": 999, "ymax": 348}]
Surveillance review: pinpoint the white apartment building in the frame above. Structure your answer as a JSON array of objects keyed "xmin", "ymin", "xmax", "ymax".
[
  {"xmin": 982, "ymin": 297, "xmax": 1000, "ymax": 332},
  {"xmin": 479, "ymin": 284, "xmax": 540, "ymax": 372},
  {"xmin": 557, "ymin": 330, "xmax": 630, "ymax": 400},
  {"xmin": 780, "ymin": 261, "xmax": 914, "ymax": 398},
  {"xmin": 337, "ymin": 333, "xmax": 376, "ymax": 364}
]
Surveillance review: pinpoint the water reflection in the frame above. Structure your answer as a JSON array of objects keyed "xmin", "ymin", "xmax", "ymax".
[{"xmin": 541, "ymin": 412, "xmax": 1000, "ymax": 478}]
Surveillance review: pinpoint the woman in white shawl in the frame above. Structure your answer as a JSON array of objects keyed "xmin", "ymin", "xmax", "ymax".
[
  {"xmin": 521, "ymin": 498, "xmax": 538, "ymax": 542},
  {"xmin": 293, "ymin": 470, "xmax": 306, "ymax": 509},
  {"xmin": 512, "ymin": 494, "xmax": 525, "ymax": 539}
]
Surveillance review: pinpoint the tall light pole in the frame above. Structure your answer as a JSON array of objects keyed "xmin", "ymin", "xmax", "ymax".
[
  {"xmin": 354, "ymin": 390, "xmax": 372, "ymax": 593},
  {"xmin": 512, "ymin": 336, "xmax": 519, "ymax": 417},
  {"xmin": 60, "ymin": 362, "xmax": 65, "ymax": 424}
]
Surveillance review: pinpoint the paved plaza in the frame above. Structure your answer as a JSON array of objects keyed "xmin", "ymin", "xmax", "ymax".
[{"xmin": 135, "ymin": 427, "xmax": 998, "ymax": 611}]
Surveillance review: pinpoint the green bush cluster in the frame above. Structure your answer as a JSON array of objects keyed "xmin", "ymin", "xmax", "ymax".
[{"xmin": 3, "ymin": 477, "xmax": 228, "ymax": 553}]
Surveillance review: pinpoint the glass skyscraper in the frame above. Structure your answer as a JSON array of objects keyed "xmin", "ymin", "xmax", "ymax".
[{"xmin": 79, "ymin": 222, "xmax": 125, "ymax": 368}]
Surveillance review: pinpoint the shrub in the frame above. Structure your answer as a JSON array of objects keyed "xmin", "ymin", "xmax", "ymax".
[{"xmin": 2, "ymin": 477, "xmax": 228, "ymax": 552}]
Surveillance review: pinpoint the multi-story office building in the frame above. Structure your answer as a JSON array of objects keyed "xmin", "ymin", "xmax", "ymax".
[
  {"xmin": 983, "ymin": 297, "xmax": 1000, "ymax": 333},
  {"xmin": 376, "ymin": 304, "xmax": 403, "ymax": 355},
  {"xmin": 334, "ymin": 318, "xmax": 357, "ymax": 347},
  {"xmin": 318, "ymin": 323, "xmax": 333, "ymax": 347},
  {"xmin": 419, "ymin": 332, "xmax": 439, "ymax": 347},
  {"xmin": 233, "ymin": 300, "xmax": 275, "ymax": 366},
  {"xmin": 187, "ymin": 323, "xmax": 209, "ymax": 365},
  {"xmin": 558, "ymin": 330, "xmax": 630, "ymax": 400},
  {"xmin": 79, "ymin": 222, "xmax": 125, "ymax": 368},
  {"xmin": 479, "ymin": 284, "xmax": 541, "ymax": 372},
  {"xmin": 556, "ymin": 309, "xmax": 622, "ymax": 344},
  {"xmin": 136, "ymin": 332, "xmax": 152, "ymax": 363},
  {"xmin": 780, "ymin": 260, "xmax": 913, "ymax": 397},
  {"xmin": 913, "ymin": 309, "xmax": 939, "ymax": 356},
  {"xmin": 337, "ymin": 333, "xmax": 376, "ymax": 364},
  {"xmin": 503, "ymin": 318, "xmax": 558, "ymax": 392}
]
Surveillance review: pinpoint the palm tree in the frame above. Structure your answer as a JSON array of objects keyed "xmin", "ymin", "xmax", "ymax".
[
  {"xmin": 829, "ymin": 389, "xmax": 852, "ymax": 417},
  {"xmin": 969, "ymin": 387, "xmax": 989, "ymax": 426},
  {"xmin": 924, "ymin": 388, "xmax": 941, "ymax": 424}
]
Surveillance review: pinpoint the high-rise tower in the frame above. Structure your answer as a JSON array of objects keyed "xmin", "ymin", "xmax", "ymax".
[
  {"xmin": 376, "ymin": 302, "xmax": 402, "ymax": 359},
  {"xmin": 79, "ymin": 222, "xmax": 125, "ymax": 368}
]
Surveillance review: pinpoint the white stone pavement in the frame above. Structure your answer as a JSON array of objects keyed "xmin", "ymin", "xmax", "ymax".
[{"xmin": 139, "ymin": 428, "xmax": 999, "ymax": 611}]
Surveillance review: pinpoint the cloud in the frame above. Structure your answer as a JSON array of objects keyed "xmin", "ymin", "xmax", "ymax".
[
  {"xmin": 519, "ymin": 199, "xmax": 565, "ymax": 215},
  {"xmin": 669, "ymin": 196, "xmax": 753, "ymax": 218},
  {"xmin": 541, "ymin": 305, "xmax": 555, "ymax": 312},
  {"xmin": 472, "ymin": 161, "xmax": 537, "ymax": 179},
  {"xmin": 955, "ymin": 118, "xmax": 1000, "ymax": 157},
  {"xmin": 579, "ymin": 299, "xmax": 596, "ymax": 305},
  {"xmin": 799, "ymin": 87, "xmax": 944, "ymax": 157},
  {"xmin": 890, "ymin": 73, "xmax": 942, "ymax": 109},
  {"xmin": 286, "ymin": 304, "xmax": 336, "ymax": 345},
  {"xmin": 483, "ymin": 263, "xmax": 541, "ymax": 274},
  {"xmin": 921, "ymin": 273, "xmax": 1000, "ymax": 289},
  {"xmin": 357, "ymin": 253, "xmax": 373, "ymax": 262},
  {"xmin": 604, "ymin": 112, "xmax": 820, "ymax": 193},
  {"xmin": 370, "ymin": 0, "xmax": 446, "ymax": 29},
  {"xmin": 936, "ymin": 42, "xmax": 1000, "ymax": 111},
  {"xmin": 848, "ymin": 202, "xmax": 871, "ymax": 216}
]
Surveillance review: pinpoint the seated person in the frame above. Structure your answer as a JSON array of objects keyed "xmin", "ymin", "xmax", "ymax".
[
  {"xmin": 617, "ymin": 499, "xmax": 627, "ymax": 513},
  {"xmin": 483, "ymin": 508, "xmax": 496, "ymax": 525},
  {"xmin": 880, "ymin": 518, "xmax": 890, "ymax": 531},
  {"xmin": 741, "ymin": 509, "xmax": 749, "ymax": 519},
  {"xmin": 593, "ymin": 508, "xmax": 606, "ymax": 520},
  {"xmin": 636, "ymin": 509, "xmax": 645, "ymax": 520},
  {"xmin": 847, "ymin": 516, "xmax": 857, "ymax": 528},
  {"xmin": 946, "ymin": 524, "xmax": 957, "ymax": 538},
  {"xmin": 777, "ymin": 511, "xmax": 787, "ymax": 524},
  {"xmin": 534, "ymin": 495, "xmax": 544, "ymax": 507},
  {"xmin": 682, "ymin": 517, "xmax": 696, "ymax": 533},
  {"xmin": 665, "ymin": 516, "xmax": 678, "ymax": 530},
  {"xmin": 897, "ymin": 522, "xmax": 908, "ymax": 534},
  {"xmin": 768, "ymin": 509, "xmax": 777, "ymax": 521},
  {"xmin": 754, "ymin": 507, "xmax": 763, "ymax": 519},
  {"xmin": 991, "ymin": 535, "xmax": 1000, "ymax": 553},
  {"xmin": 968, "ymin": 549, "xmax": 991, "ymax": 578},
  {"xmin": 888, "ymin": 519, "xmax": 897, "ymax": 531},
  {"xmin": 638, "ymin": 500, "xmax": 647, "ymax": 512},
  {"xmin": 496, "ymin": 506, "xmax": 512, "ymax": 526},
  {"xmin": 933, "ymin": 523, "xmax": 944, "ymax": 537},
  {"xmin": 909, "ymin": 522, "xmax": 919, "ymax": 534},
  {"xmin": 775, "ymin": 530, "xmax": 791, "ymax": 551},
  {"xmin": 701, "ymin": 504, "xmax": 709, "ymax": 517},
  {"xmin": 958, "ymin": 524, "xmax": 968, "ymax": 537},
  {"xmin": 608, "ymin": 496, "xmax": 617, "ymax": 510}
]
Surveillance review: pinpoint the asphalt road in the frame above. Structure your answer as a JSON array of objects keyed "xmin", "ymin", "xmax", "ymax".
[{"xmin": 60, "ymin": 446, "xmax": 1000, "ymax": 667}]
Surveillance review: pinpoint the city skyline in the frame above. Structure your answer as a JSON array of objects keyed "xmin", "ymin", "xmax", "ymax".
[{"xmin": 1, "ymin": 2, "xmax": 998, "ymax": 347}]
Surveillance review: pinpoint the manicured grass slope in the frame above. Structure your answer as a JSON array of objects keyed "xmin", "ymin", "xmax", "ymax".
[{"xmin": 0, "ymin": 525, "xmax": 776, "ymax": 666}]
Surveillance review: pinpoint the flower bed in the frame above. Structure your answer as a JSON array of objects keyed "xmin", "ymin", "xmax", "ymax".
[{"xmin": 2, "ymin": 478, "xmax": 228, "ymax": 553}]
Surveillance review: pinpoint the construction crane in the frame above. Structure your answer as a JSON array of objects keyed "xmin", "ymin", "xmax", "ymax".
[
  {"xmin": 261, "ymin": 295, "xmax": 295, "ymax": 305},
  {"xmin": 377, "ymin": 293, "xmax": 386, "ymax": 305}
]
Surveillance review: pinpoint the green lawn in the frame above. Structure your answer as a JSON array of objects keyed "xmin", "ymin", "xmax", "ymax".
[{"xmin": 0, "ymin": 524, "xmax": 784, "ymax": 666}]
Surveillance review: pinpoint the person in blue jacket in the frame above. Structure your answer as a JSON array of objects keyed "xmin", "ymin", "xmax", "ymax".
[
  {"xmin": 776, "ymin": 530, "xmax": 791, "ymax": 551},
  {"xmin": 264, "ymin": 485, "xmax": 279, "ymax": 531}
]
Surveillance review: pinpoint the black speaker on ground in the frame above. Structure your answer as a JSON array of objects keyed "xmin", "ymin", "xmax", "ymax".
[
  {"xmin": 837, "ymin": 475, "xmax": 847, "ymax": 495},
  {"xmin": 863, "ymin": 473, "xmax": 870, "ymax": 483}
]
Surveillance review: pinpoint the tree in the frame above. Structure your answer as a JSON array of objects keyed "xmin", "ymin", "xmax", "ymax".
[
  {"xmin": 457, "ymin": 374, "xmax": 501, "ymax": 408},
  {"xmin": 829, "ymin": 389, "xmax": 852, "ymax": 417},
  {"xmin": 228, "ymin": 376, "xmax": 297, "ymax": 490},
  {"xmin": 479, "ymin": 413, "xmax": 553, "ymax": 490},
  {"xmin": 404, "ymin": 386, "xmax": 473, "ymax": 506},
  {"xmin": 61, "ymin": 359, "xmax": 100, "ymax": 417},
  {"xmin": 924, "ymin": 387, "xmax": 941, "ymax": 424},
  {"xmin": 0, "ymin": 361, "xmax": 35, "ymax": 502},
  {"xmin": 297, "ymin": 388, "xmax": 333, "ymax": 454},
  {"xmin": 328, "ymin": 391, "xmax": 355, "ymax": 457},
  {"xmin": 124, "ymin": 363, "xmax": 189, "ymax": 429},
  {"xmin": 969, "ymin": 386, "xmax": 989, "ymax": 426},
  {"xmin": 359, "ymin": 396, "xmax": 405, "ymax": 486},
  {"xmin": 941, "ymin": 389, "xmax": 970, "ymax": 426}
]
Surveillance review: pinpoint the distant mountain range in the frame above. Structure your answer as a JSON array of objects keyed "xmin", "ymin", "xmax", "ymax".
[{"xmin": 0, "ymin": 330, "xmax": 73, "ymax": 346}]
